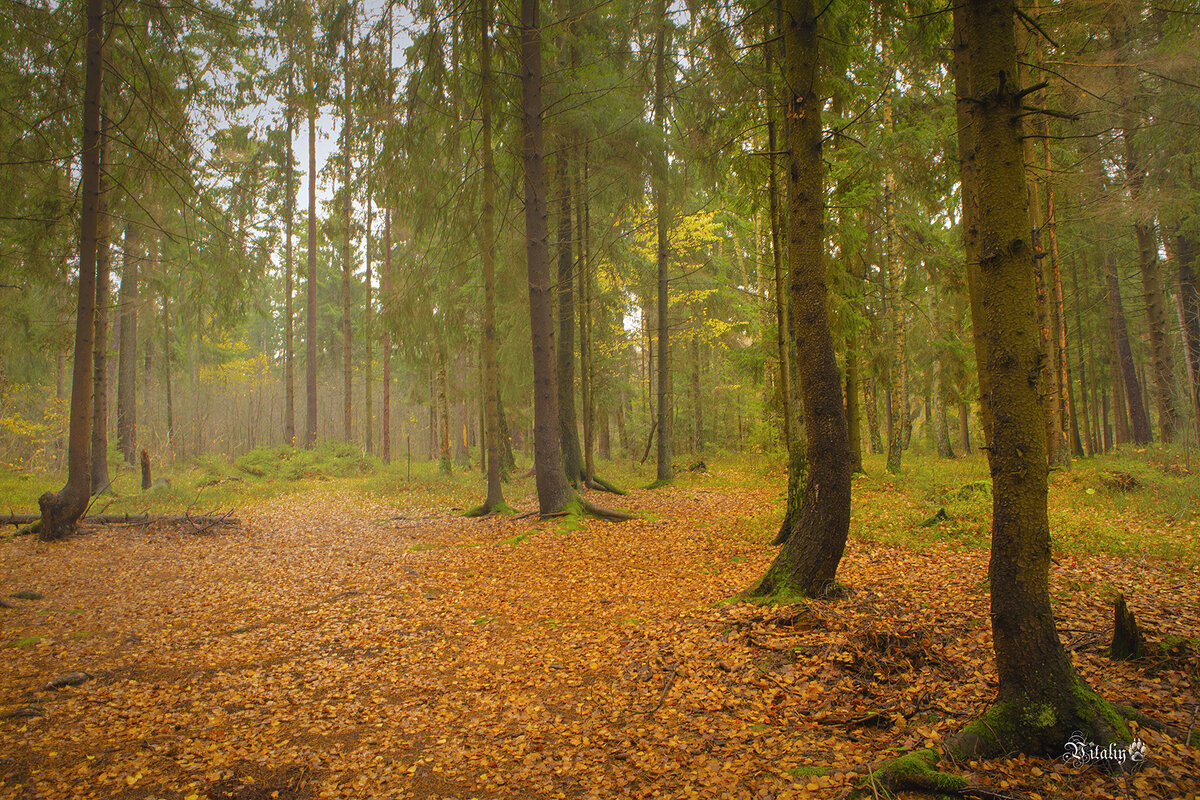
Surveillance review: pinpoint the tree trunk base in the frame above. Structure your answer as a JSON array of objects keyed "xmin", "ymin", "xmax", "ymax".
[
  {"xmin": 645, "ymin": 477, "xmax": 673, "ymax": 490},
  {"xmin": 855, "ymin": 684, "xmax": 1143, "ymax": 798},
  {"xmin": 948, "ymin": 678, "xmax": 1132, "ymax": 761},
  {"xmin": 36, "ymin": 489, "xmax": 86, "ymax": 542},
  {"xmin": 463, "ymin": 500, "xmax": 517, "ymax": 518}
]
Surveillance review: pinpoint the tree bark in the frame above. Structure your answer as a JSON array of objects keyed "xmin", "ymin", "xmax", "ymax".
[
  {"xmin": 285, "ymin": 70, "xmax": 296, "ymax": 447},
  {"xmin": 1104, "ymin": 253, "xmax": 1152, "ymax": 444},
  {"xmin": 520, "ymin": 0, "xmax": 573, "ymax": 515},
  {"xmin": 652, "ymin": 0, "xmax": 672, "ymax": 486},
  {"xmin": 470, "ymin": 0, "xmax": 505, "ymax": 513},
  {"xmin": 342, "ymin": 26, "xmax": 354, "ymax": 444},
  {"xmin": 556, "ymin": 152, "xmax": 583, "ymax": 484},
  {"xmin": 364, "ymin": 139, "xmax": 373, "ymax": 456},
  {"xmin": 882, "ymin": 31, "xmax": 906, "ymax": 475},
  {"xmin": 749, "ymin": 0, "xmax": 851, "ymax": 598},
  {"xmin": 951, "ymin": 0, "xmax": 1128, "ymax": 758},
  {"xmin": 1169, "ymin": 232, "xmax": 1200, "ymax": 440},
  {"xmin": 305, "ymin": 12, "xmax": 319, "ymax": 449},
  {"xmin": 40, "ymin": 0, "xmax": 103, "ymax": 540},
  {"xmin": 765, "ymin": 10, "xmax": 796, "ymax": 453},
  {"xmin": 577, "ymin": 146, "xmax": 595, "ymax": 482},
  {"xmin": 116, "ymin": 220, "xmax": 138, "ymax": 465},
  {"xmin": 952, "ymin": 1, "xmax": 992, "ymax": 453},
  {"xmin": 382, "ymin": 208, "xmax": 392, "ymax": 463},
  {"xmin": 437, "ymin": 344, "xmax": 452, "ymax": 474},
  {"xmin": 90, "ymin": 116, "xmax": 111, "ymax": 495}
]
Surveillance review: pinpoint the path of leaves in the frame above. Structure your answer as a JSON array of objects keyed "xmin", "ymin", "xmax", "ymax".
[{"xmin": 1, "ymin": 475, "xmax": 1197, "ymax": 800}]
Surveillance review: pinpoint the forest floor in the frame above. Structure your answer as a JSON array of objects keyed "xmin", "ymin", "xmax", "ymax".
[{"xmin": 0, "ymin": 449, "xmax": 1198, "ymax": 800}]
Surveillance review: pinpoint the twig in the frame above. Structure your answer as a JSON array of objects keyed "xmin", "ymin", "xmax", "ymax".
[{"xmin": 648, "ymin": 666, "xmax": 679, "ymax": 717}]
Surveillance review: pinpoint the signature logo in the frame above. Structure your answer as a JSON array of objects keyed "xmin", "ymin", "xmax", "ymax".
[{"xmin": 1063, "ymin": 731, "xmax": 1148, "ymax": 767}]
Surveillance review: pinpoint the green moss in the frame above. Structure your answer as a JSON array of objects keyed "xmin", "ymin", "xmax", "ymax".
[
  {"xmin": 645, "ymin": 477, "xmax": 673, "ymax": 490},
  {"xmin": 857, "ymin": 749, "xmax": 967, "ymax": 797},
  {"xmin": 10, "ymin": 590, "xmax": 43, "ymax": 600},
  {"xmin": 1024, "ymin": 702, "xmax": 1057, "ymax": 729},
  {"xmin": 12, "ymin": 636, "xmax": 42, "ymax": 648}
]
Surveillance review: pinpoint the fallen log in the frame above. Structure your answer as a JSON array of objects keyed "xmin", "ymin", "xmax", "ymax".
[{"xmin": 3, "ymin": 512, "xmax": 238, "ymax": 531}]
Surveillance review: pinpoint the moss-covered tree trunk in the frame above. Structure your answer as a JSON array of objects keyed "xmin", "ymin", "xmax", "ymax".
[
  {"xmin": 749, "ymin": 0, "xmax": 851, "ymax": 598},
  {"xmin": 39, "ymin": 0, "xmax": 103, "ymax": 541},
  {"xmin": 950, "ymin": 0, "xmax": 1130, "ymax": 758}
]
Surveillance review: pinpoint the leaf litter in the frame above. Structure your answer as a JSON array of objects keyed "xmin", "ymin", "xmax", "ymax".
[{"xmin": 0, "ymin": 477, "xmax": 1197, "ymax": 800}]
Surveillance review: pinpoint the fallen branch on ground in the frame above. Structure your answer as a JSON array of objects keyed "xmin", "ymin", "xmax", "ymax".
[{"xmin": 4, "ymin": 512, "xmax": 239, "ymax": 534}]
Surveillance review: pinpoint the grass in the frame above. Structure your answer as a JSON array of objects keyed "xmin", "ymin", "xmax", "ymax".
[{"xmin": 3, "ymin": 442, "xmax": 1196, "ymax": 565}]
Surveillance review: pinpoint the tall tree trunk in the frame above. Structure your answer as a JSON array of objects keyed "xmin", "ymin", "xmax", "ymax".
[
  {"xmin": 765, "ymin": 10, "xmax": 796, "ymax": 453},
  {"xmin": 116, "ymin": 220, "xmax": 138, "ymax": 465},
  {"xmin": 652, "ymin": 0, "xmax": 672, "ymax": 486},
  {"xmin": 864, "ymin": 378, "xmax": 881, "ymax": 454},
  {"xmin": 305, "ymin": 17, "xmax": 318, "ymax": 449},
  {"xmin": 285, "ymin": 72, "xmax": 296, "ymax": 447},
  {"xmin": 749, "ymin": 0, "xmax": 851, "ymax": 598},
  {"xmin": 882, "ymin": 28, "xmax": 906, "ymax": 475},
  {"xmin": 382, "ymin": 208, "xmax": 392, "ymax": 463},
  {"xmin": 163, "ymin": 293, "xmax": 175, "ymax": 462},
  {"xmin": 950, "ymin": 0, "xmax": 1128, "ymax": 758},
  {"xmin": 342, "ymin": 28, "xmax": 354, "ymax": 443},
  {"xmin": 469, "ymin": 0, "xmax": 506, "ymax": 513},
  {"xmin": 1169, "ymin": 232, "xmax": 1200, "ymax": 440},
  {"xmin": 90, "ymin": 117, "xmax": 111, "ymax": 495},
  {"xmin": 1104, "ymin": 253, "xmax": 1151, "ymax": 444},
  {"xmin": 39, "ymin": 0, "xmax": 103, "ymax": 539},
  {"xmin": 520, "ymin": 0, "xmax": 573, "ymax": 515},
  {"xmin": 1113, "ymin": 19, "xmax": 1179, "ymax": 442},
  {"xmin": 1070, "ymin": 254, "xmax": 1093, "ymax": 456},
  {"xmin": 556, "ymin": 152, "xmax": 583, "ymax": 484},
  {"xmin": 845, "ymin": 345, "xmax": 862, "ymax": 471},
  {"xmin": 952, "ymin": 1, "xmax": 992, "ymax": 453},
  {"xmin": 437, "ymin": 344, "xmax": 452, "ymax": 474},
  {"xmin": 364, "ymin": 141, "xmax": 373, "ymax": 455},
  {"xmin": 577, "ymin": 147, "xmax": 596, "ymax": 482}
]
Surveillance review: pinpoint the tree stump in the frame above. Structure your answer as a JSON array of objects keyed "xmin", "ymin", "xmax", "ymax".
[{"xmin": 1110, "ymin": 592, "xmax": 1146, "ymax": 660}]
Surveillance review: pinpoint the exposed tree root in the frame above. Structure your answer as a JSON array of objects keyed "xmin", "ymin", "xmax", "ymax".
[
  {"xmin": 584, "ymin": 473, "xmax": 627, "ymax": 495},
  {"xmin": 645, "ymin": 477, "xmax": 673, "ymax": 490},
  {"xmin": 540, "ymin": 497, "xmax": 634, "ymax": 523}
]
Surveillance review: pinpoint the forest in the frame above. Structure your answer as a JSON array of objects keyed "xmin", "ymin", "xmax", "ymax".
[{"xmin": 1, "ymin": 0, "xmax": 1199, "ymax": 797}]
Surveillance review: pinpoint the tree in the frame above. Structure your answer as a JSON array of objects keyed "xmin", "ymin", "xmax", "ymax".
[
  {"xmin": 466, "ymin": 0, "xmax": 508, "ymax": 516},
  {"xmin": 304, "ymin": 0, "xmax": 319, "ymax": 448},
  {"xmin": 949, "ymin": 0, "xmax": 1131, "ymax": 758},
  {"xmin": 747, "ymin": 0, "xmax": 851, "ymax": 599},
  {"xmin": 651, "ymin": 0, "xmax": 672, "ymax": 487},
  {"xmin": 39, "ymin": 0, "xmax": 104, "ymax": 540}
]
